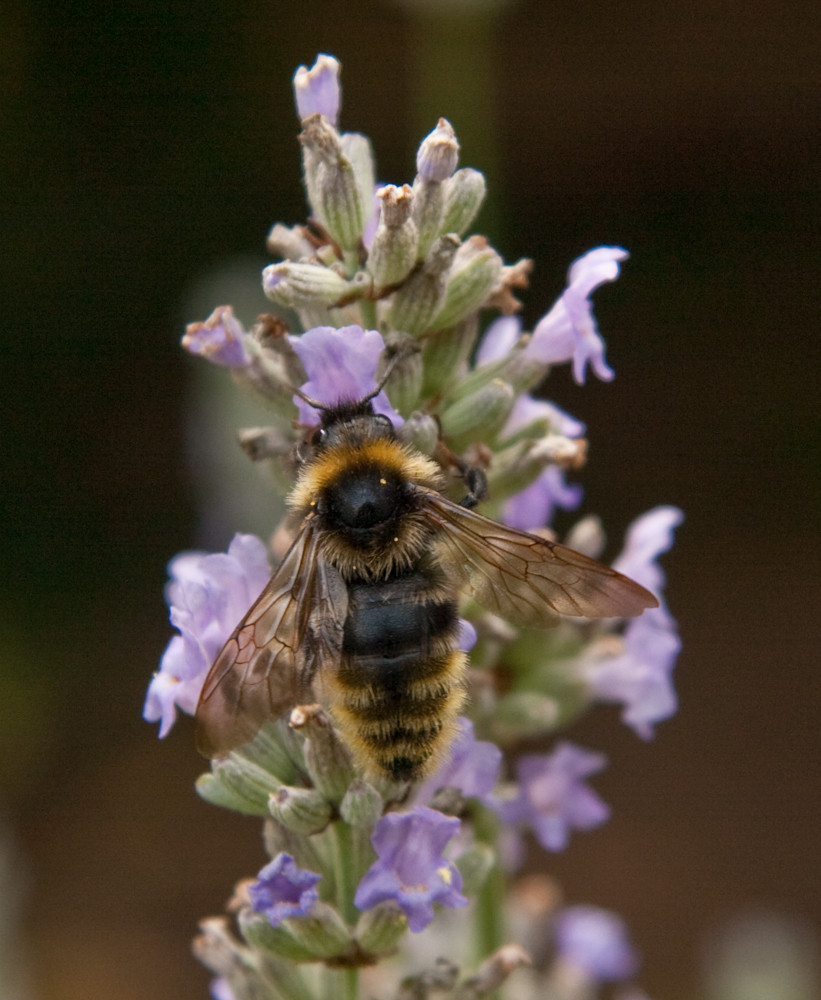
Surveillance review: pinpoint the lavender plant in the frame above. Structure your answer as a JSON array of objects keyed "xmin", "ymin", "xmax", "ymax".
[{"xmin": 144, "ymin": 54, "xmax": 682, "ymax": 1000}]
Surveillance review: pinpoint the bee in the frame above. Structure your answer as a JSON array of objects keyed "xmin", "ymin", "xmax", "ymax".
[{"xmin": 195, "ymin": 381, "xmax": 658, "ymax": 782}]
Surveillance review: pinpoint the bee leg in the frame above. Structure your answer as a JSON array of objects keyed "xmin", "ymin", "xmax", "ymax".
[{"xmin": 459, "ymin": 466, "xmax": 488, "ymax": 509}]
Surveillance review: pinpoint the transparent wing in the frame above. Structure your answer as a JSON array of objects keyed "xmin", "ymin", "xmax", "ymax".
[
  {"xmin": 195, "ymin": 519, "xmax": 347, "ymax": 758},
  {"xmin": 417, "ymin": 487, "xmax": 658, "ymax": 628}
]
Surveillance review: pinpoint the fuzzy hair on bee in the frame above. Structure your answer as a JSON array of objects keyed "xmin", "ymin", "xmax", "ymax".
[{"xmin": 195, "ymin": 388, "xmax": 659, "ymax": 782}]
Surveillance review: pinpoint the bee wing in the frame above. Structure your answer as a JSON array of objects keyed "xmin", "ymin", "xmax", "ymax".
[
  {"xmin": 417, "ymin": 488, "xmax": 658, "ymax": 628},
  {"xmin": 195, "ymin": 519, "xmax": 347, "ymax": 758}
]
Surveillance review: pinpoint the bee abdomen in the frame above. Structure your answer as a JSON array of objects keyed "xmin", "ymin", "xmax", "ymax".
[
  {"xmin": 331, "ymin": 571, "xmax": 467, "ymax": 781},
  {"xmin": 333, "ymin": 649, "xmax": 467, "ymax": 782}
]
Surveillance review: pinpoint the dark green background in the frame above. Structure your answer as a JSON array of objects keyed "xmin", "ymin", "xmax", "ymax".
[{"xmin": 3, "ymin": 1, "xmax": 819, "ymax": 998}]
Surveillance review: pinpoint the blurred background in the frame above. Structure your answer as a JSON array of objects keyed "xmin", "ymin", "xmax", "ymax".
[{"xmin": 2, "ymin": 0, "xmax": 820, "ymax": 998}]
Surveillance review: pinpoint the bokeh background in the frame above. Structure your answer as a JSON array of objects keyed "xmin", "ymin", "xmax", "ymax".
[{"xmin": 2, "ymin": 1, "xmax": 820, "ymax": 998}]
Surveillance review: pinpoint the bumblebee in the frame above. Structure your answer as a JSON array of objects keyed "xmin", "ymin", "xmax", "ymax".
[{"xmin": 195, "ymin": 387, "xmax": 658, "ymax": 782}]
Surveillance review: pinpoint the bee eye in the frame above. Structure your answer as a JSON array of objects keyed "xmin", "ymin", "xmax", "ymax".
[{"xmin": 314, "ymin": 427, "xmax": 327, "ymax": 445}]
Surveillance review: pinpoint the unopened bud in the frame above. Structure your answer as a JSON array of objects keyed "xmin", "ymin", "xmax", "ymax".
[
  {"xmin": 442, "ymin": 168, "xmax": 487, "ymax": 236},
  {"xmin": 420, "ymin": 316, "xmax": 480, "ymax": 397},
  {"xmin": 266, "ymin": 222, "xmax": 315, "ymax": 261},
  {"xmin": 268, "ymin": 786, "xmax": 333, "ymax": 835},
  {"xmin": 398, "ymin": 411, "xmax": 439, "ymax": 456},
  {"xmin": 563, "ymin": 515, "xmax": 606, "ymax": 560},
  {"xmin": 432, "ymin": 236, "xmax": 504, "ymax": 330},
  {"xmin": 367, "ymin": 185, "xmax": 419, "ymax": 290},
  {"xmin": 196, "ymin": 755, "xmax": 285, "ymax": 817},
  {"xmin": 299, "ymin": 115, "xmax": 369, "ymax": 252},
  {"xmin": 387, "ymin": 235, "xmax": 459, "ymax": 335},
  {"xmin": 280, "ymin": 901, "xmax": 354, "ymax": 960},
  {"xmin": 290, "ymin": 705, "xmax": 355, "ymax": 804},
  {"xmin": 339, "ymin": 779, "xmax": 383, "ymax": 828},
  {"xmin": 238, "ymin": 908, "xmax": 317, "ymax": 963},
  {"xmin": 439, "ymin": 378, "xmax": 515, "ymax": 452},
  {"xmin": 355, "ymin": 901, "xmax": 408, "ymax": 956},
  {"xmin": 263, "ymin": 260, "xmax": 352, "ymax": 309},
  {"xmin": 416, "ymin": 118, "xmax": 460, "ymax": 182}
]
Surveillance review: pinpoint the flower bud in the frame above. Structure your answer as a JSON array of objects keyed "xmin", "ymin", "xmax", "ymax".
[
  {"xmin": 455, "ymin": 842, "xmax": 496, "ymax": 895},
  {"xmin": 398, "ymin": 411, "xmax": 439, "ymax": 456},
  {"xmin": 299, "ymin": 114, "xmax": 368, "ymax": 252},
  {"xmin": 268, "ymin": 786, "xmax": 333, "ymax": 835},
  {"xmin": 280, "ymin": 901, "xmax": 354, "ymax": 960},
  {"xmin": 420, "ymin": 316, "xmax": 480, "ymax": 398},
  {"xmin": 387, "ymin": 234, "xmax": 459, "ymax": 335},
  {"xmin": 412, "ymin": 119, "xmax": 460, "ymax": 260},
  {"xmin": 290, "ymin": 704, "xmax": 355, "ymax": 804},
  {"xmin": 431, "ymin": 236, "xmax": 504, "ymax": 330},
  {"xmin": 442, "ymin": 167, "xmax": 487, "ymax": 237},
  {"xmin": 341, "ymin": 131, "xmax": 376, "ymax": 242},
  {"xmin": 265, "ymin": 222, "xmax": 315, "ymax": 261},
  {"xmin": 339, "ymin": 779, "xmax": 383, "ymax": 828},
  {"xmin": 416, "ymin": 118, "xmax": 460, "ymax": 183},
  {"xmin": 238, "ymin": 908, "xmax": 317, "ymax": 963},
  {"xmin": 262, "ymin": 260, "xmax": 352, "ymax": 309},
  {"xmin": 439, "ymin": 378, "xmax": 515, "ymax": 452},
  {"xmin": 196, "ymin": 754, "xmax": 285, "ymax": 816},
  {"xmin": 380, "ymin": 332, "xmax": 423, "ymax": 413},
  {"xmin": 354, "ymin": 902, "xmax": 408, "ymax": 956},
  {"xmin": 366, "ymin": 184, "xmax": 419, "ymax": 290}
]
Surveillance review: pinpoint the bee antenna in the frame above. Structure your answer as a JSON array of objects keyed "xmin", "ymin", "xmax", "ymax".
[{"xmin": 291, "ymin": 384, "xmax": 330, "ymax": 412}]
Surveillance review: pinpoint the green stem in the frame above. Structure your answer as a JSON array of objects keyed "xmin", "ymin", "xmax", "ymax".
[
  {"xmin": 358, "ymin": 296, "xmax": 377, "ymax": 331},
  {"xmin": 472, "ymin": 806, "xmax": 506, "ymax": 967},
  {"xmin": 330, "ymin": 819, "xmax": 359, "ymax": 926}
]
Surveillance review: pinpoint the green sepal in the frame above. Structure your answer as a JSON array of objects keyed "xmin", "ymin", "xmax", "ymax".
[
  {"xmin": 238, "ymin": 908, "xmax": 319, "ymax": 964},
  {"xmin": 354, "ymin": 901, "xmax": 408, "ymax": 955}
]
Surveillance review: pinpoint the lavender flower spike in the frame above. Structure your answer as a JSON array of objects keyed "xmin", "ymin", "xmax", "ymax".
[
  {"xmin": 528, "ymin": 246, "xmax": 629, "ymax": 384},
  {"xmin": 289, "ymin": 324, "xmax": 402, "ymax": 426},
  {"xmin": 293, "ymin": 54, "xmax": 341, "ymax": 126},
  {"xmin": 143, "ymin": 534, "xmax": 270, "ymax": 737},
  {"xmin": 249, "ymin": 853, "xmax": 321, "ymax": 928},
  {"xmin": 354, "ymin": 807, "xmax": 468, "ymax": 932}
]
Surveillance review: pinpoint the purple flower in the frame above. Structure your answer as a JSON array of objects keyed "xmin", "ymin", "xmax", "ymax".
[
  {"xmin": 143, "ymin": 534, "xmax": 271, "ymax": 737},
  {"xmin": 249, "ymin": 853, "xmax": 321, "ymax": 928},
  {"xmin": 476, "ymin": 315, "xmax": 522, "ymax": 366},
  {"xmin": 499, "ymin": 395, "xmax": 586, "ymax": 531},
  {"xmin": 494, "ymin": 742, "xmax": 610, "ymax": 851},
  {"xmin": 209, "ymin": 979, "xmax": 235, "ymax": 1000},
  {"xmin": 293, "ymin": 54, "xmax": 340, "ymax": 126},
  {"xmin": 289, "ymin": 325, "xmax": 402, "ymax": 426},
  {"xmin": 528, "ymin": 246, "xmax": 629, "ymax": 384},
  {"xmin": 613, "ymin": 506, "xmax": 683, "ymax": 626},
  {"xmin": 181, "ymin": 305, "xmax": 251, "ymax": 369},
  {"xmin": 417, "ymin": 718, "xmax": 502, "ymax": 806},
  {"xmin": 582, "ymin": 616, "xmax": 680, "ymax": 740},
  {"xmin": 504, "ymin": 465, "xmax": 583, "ymax": 532},
  {"xmin": 574, "ymin": 506, "xmax": 682, "ymax": 738},
  {"xmin": 354, "ymin": 807, "xmax": 468, "ymax": 932},
  {"xmin": 555, "ymin": 905, "xmax": 639, "ymax": 981}
]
